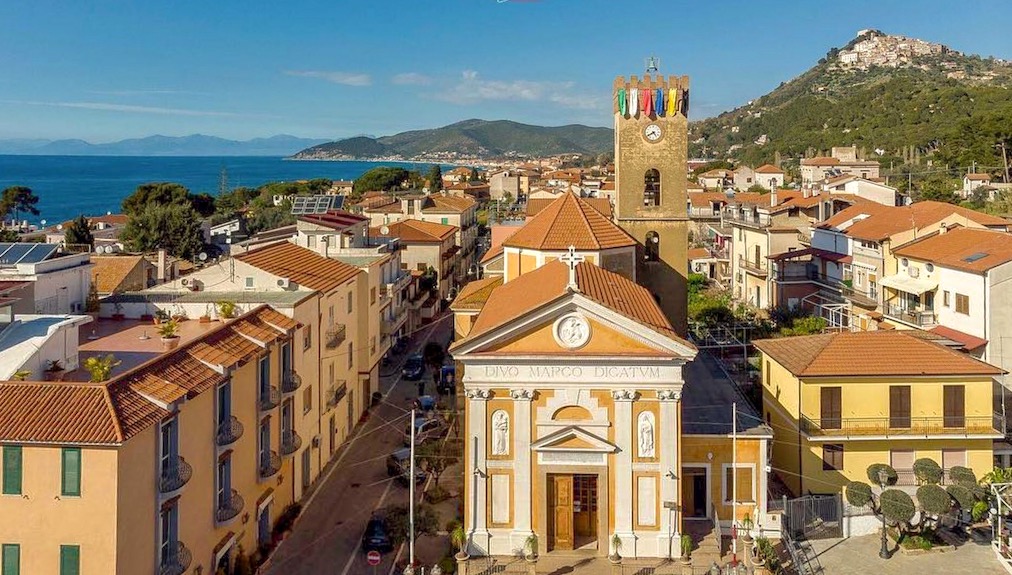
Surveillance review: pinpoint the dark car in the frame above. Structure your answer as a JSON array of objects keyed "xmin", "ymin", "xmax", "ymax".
[
  {"xmin": 361, "ymin": 517, "xmax": 393, "ymax": 553},
  {"xmin": 404, "ymin": 415, "xmax": 448, "ymax": 446},
  {"xmin": 402, "ymin": 355, "xmax": 425, "ymax": 380},
  {"xmin": 412, "ymin": 395, "xmax": 437, "ymax": 413},
  {"xmin": 385, "ymin": 447, "xmax": 426, "ymax": 486}
]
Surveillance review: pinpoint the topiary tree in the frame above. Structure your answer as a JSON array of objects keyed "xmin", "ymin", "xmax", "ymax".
[
  {"xmin": 913, "ymin": 458, "xmax": 943, "ymax": 485},
  {"xmin": 948, "ymin": 466, "xmax": 977, "ymax": 486},
  {"xmin": 946, "ymin": 484, "xmax": 974, "ymax": 510},
  {"xmin": 917, "ymin": 484, "xmax": 952, "ymax": 517},
  {"xmin": 845, "ymin": 481, "xmax": 873, "ymax": 508},
  {"xmin": 866, "ymin": 463, "xmax": 898, "ymax": 486},
  {"xmin": 880, "ymin": 489, "xmax": 915, "ymax": 525}
]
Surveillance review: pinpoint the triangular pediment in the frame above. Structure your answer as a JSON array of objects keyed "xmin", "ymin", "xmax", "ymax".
[{"xmin": 531, "ymin": 425, "xmax": 617, "ymax": 453}]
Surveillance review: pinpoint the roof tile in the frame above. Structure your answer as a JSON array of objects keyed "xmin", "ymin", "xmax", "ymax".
[
  {"xmin": 505, "ymin": 193, "xmax": 634, "ymax": 251},
  {"xmin": 234, "ymin": 241, "xmax": 361, "ymax": 292}
]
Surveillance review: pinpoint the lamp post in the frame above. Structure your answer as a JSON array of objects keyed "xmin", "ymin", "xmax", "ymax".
[{"xmin": 878, "ymin": 469, "xmax": 889, "ymax": 560}]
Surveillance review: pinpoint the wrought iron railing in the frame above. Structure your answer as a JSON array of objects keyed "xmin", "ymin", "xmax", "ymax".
[
  {"xmin": 326, "ymin": 324, "xmax": 347, "ymax": 349},
  {"xmin": 259, "ymin": 451, "xmax": 282, "ymax": 479},
  {"xmin": 215, "ymin": 416, "xmax": 243, "ymax": 446},
  {"xmin": 281, "ymin": 430, "xmax": 303, "ymax": 456},
  {"xmin": 258, "ymin": 385, "xmax": 280, "ymax": 412},
  {"xmin": 327, "ymin": 381, "xmax": 348, "ymax": 409},
  {"xmin": 215, "ymin": 489, "xmax": 244, "ymax": 523},
  {"xmin": 800, "ymin": 413, "xmax": 1003, "ymax": 437},
  {"xmin": 281, "ymin": 370, "xmax": 302, "ymax": 394},
  {"xmin": 158, "ymin": 456, "xmax": 193, "ymax": 493},
  {"xmin": 738, "ymin": 255, "xmax": 768, "ymax": 276},
  {"xmin": 158, "ymin": 541, "xmax": 192, "ymax": 575},
  {"xmin": 884, "ymin": 304, "xmax": 937, "ymax": 327}
]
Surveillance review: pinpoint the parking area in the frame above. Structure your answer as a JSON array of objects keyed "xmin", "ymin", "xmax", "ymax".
[{"xmin": 809, "ymin": 534, "xmax": 1005, "ymax": 574}]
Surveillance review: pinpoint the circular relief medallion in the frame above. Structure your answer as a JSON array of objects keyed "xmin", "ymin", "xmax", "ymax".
[{"xmin": 554, "ymin": 313, "xmax": 591, "ymax": 349}]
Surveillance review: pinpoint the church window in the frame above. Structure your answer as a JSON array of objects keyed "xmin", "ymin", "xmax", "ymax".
[
  {"xmin": 644, "ymin": 231, "xmax": 660, "ymax": 262},
  {"xmin": 643, "ymin": 169, "xmax": 661, "ymax": 206}
]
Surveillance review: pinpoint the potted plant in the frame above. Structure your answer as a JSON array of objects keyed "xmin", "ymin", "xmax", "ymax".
[
  {"xmin": 84, "ymin": 283, "xmax": 100, "ymax": 319},
  {"xmin": 111, "ymin": 300, "xmax": 125, "ymax": 321},
  {"xmin": 680, "ymin": 534, "xmax": 693, "ymax": 564},
  {"xmin": 153, "ymin": 309, "xmax": 170, "ymax": 325},
  {"xmin": 12, "ymin": 369, "xmax": 31, "ymax": 381},
  {"xmin": 752, "ymin": 536, "xmax": 769, "ymax": 568},
  {"xmin": 740, "ymin": 512, "xmax": 755, "ymax": 545},
  {"xmin": 199, "ymin": 304, "xmax": 212, "ymax": 324},
  {"xmin": 523, "ymin": 532, "xmax": 538, "ymax": 562},
  {"xmin": 217, "ymin": 300, "xmax": 237, "ymax": 321},
  {"xmin": 84, "ymin": 354, "xmax": 120, "ymax": 382},
  {"xmin": 171, "ymin": 305, "xmax": 188, "ymax": 322},
  {"xmin": 158, "ymin": 319, "xmax": 180, "ymax": 351},
  {"xmin": 44, "ymin": 360, "xmax": 65, "ymax": 382},
  {"xmin": 609, "ymin": 533, "xmax": 622, "ymax": 564},
  {"xmin": 450, "ymin": 524, "xmax": 469, "ymax": 561}
]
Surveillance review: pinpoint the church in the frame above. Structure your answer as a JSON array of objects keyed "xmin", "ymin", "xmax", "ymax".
[{"xmin": 449, "ymin": 70, "xmax": 772, "ymax": 559}]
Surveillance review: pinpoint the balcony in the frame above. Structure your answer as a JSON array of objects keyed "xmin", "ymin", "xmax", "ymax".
[
  {"xmin": 158, "ymin": 456, "xmax": 192, "ymax": 494},
  {"xmin": 797, "ymin": 230, "xmax": 812, "ymax": 246},
  {"xmin": 258, "ymin": 385, "xmax": 281, "ymax": 412},
  {"xmin": 281, "ymin": 429, "xmax": 303, "ymax": 456},
  {"xmin": 775, "ymin": 268, "xmax": 878, "ymax": 308},
  {"xmin": 259, "ymin": 451, "xmax": 282, "ymax": 479},
  {"xmin": 800, "ymin": 414, "xmax": 1004, "ymax": 439},
  {"xmin": 215, "ymin": 416, "xmax": 244, "ymax": 447},
  {"xmin": 326, "ymin": 324, "xmax": 347, "ymax": 349},
  {"xmin": 215, "ymin": 488, "xmax": 244, "ymax": 523},
  {"xmin": 894, "ymin": 468, "xmax": 973, "ymax": 486},
  {"xmin": 738, "ymin": 255, "xmax": 768, "ymax": 277},
  {"xmin": 281, "ymin": 370, "xmax": 302, "ymax": 394},
  {"xmin": 884, "ymin": 304, "xmax": 937, "ymax": 328},
  {"xmin": 383, "ymin": 309, "xmax": 408, "ymax": 337},
  {"xmin": 724, "ymin": 210, "xmax": 772, "ymax": 229},
  {"xmin": 158, "ymin": 541, "xmax": 192, "ymax": 575},
  {"xmin": 327, "ymin": 381, "xmax": 348, "ymax": 409}
]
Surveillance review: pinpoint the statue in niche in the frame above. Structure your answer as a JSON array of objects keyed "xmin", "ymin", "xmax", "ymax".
[
  {"xmin": 638, "ymin": 411, "xmax": 655, "ymax": 458},
  {"xmin": 492, "ymin": 410, "xmax": 510, "ymax": 455}
]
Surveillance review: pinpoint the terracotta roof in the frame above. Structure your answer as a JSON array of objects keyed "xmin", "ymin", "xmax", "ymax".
[
  {"xmin": 526, "ymin": 196, "xmax": 613, "ymax": 218},
  {"xmin": 450, "ymin": 277, "xmax": 503, "ymax": 311},
  {"xmin": 687, "ymin": 247, "xmax": 711, "ymax": 260},
  {"xmin": 754, "ymin": 330, "xmax": 1003, "ymax": 377},
  {"xmin": 755, "ymin": 164, "xmax": 784, "ymax": 174},
  {"xmin": 357, "ymin": 195, "xmax": 399, "ymax": 210},
  {"xmin": 893, "ymin": 227, "xmax": 1012, "ymax": 273},
  {"xmin": 370, "ymin": 219, "xmax": 457, "ymax": 243},
  {"xmin": 699, "ymin": 169, "xmax": 734, "ymax": 178},
  {"xmin": 298, "ymin": 209, "xmax": 368, "ymax": 230},
  {"xmin": 466, "ymin": 260, "xmax": 681, "ymax": 342},
  {"xmin": 966, "ymin": 173, "xmax": 991, "ymax": 181},
  {"xmin": 928, "ymin": 325, "xmax": 988, "ymax": 352},
  {"xmin": 59, "ymin": 214, "xmax": 129, "ymax": 228},
  {"xmin": 234, "ymin": 241, "xmax": 361, "ymax": 292},
  {"xmin": 505, "ymin": 193, "xmax": 634, "ymax": 251},
  {"xmin": 0, "ymin": 383, "xmax": 124, "ymax": 444},
  {"xmin": 423, "ymin": 194, "xmax": 477, "ymax": 213},
  {"xmin": 688, "ymin": 192, "xmax": 732, "ymax": 208},
  {"xmin": 91, "ymin": 255, "xmax": 148, "ymax": 294},
  {"xmin": 480, "ymin": 243, "xmax": 504, "ymax": 264},
  {"xmin": 801, "ymin": 157, "xmax": 841, "ymax": 167},
  {"xmin": 0, "ymin": 281, "xmax": 29, "ymax": 295},
  {"xmin": 819, "ymin": 201, "xmax": 1008, "ymax": 241}
]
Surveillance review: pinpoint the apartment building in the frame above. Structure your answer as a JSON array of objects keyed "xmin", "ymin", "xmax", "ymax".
[
  {"xmin": 0, "ymin": 243, "xmax": 92, "ymax": 315},
  {"xmin": 757, "ymin": 330, "xmax": 1004, "ymax": 494},
  {"xmin": 369, "ymin": 219, "xmax": 460, "ymax": 301},
  {"xmin": 0, "ymin": 305, "xmax": 304, "ymax": 574},
  {"xmin": 800, "ymin": 147, "xmax": 881, "ymax": 185}
]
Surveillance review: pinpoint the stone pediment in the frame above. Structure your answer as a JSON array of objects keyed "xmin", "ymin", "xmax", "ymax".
[{"xmin": 530, "ymin": 425, "xmax": 617, "ymax": 453}]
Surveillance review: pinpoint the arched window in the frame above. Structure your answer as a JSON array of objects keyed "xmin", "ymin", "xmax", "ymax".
[
  {"xmin": 645, "ymin": 231, "xmax": 660, "ymax": 262},
  {"xmin": 644, "ymin": 169, "xmax": 661, "ymax": 206}
]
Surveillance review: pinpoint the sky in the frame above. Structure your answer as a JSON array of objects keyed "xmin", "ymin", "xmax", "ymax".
[{"xmin": 2, "ymin": 0, "xmax": 1011, "ymax": 143}]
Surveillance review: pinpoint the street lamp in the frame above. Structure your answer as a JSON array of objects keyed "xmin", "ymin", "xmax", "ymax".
[{"xmin": 878, "ymin": 468, "xmax": 889, "ymax": 559}]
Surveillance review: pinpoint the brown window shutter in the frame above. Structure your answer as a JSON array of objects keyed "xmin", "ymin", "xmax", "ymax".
[
  {"xmin": 821, "ymin": 387, "xmax": 841, "ymax": 430},
  {"xmin": 944, "ymin": 385, "xmax": 965, "ymax": 427},
  {"xmin": 890, "ymin": 386, "xmax": 911, "ymax": 428}
]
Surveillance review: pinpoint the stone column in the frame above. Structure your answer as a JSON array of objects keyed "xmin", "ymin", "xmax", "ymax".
[
  {"xmin": 510, "ymin": 388, "xmax": 535, "ymax": 551},
  {"xmin": 656, "ymin": 388, "xmax": 681, "ymax": 558},
  {"xmin": 612, "ymin": 389, "xmax": 638, "ymax": 555},
  {"xmin": 466, "ymin": 388, "xmax": 491, "ymax": 554}
]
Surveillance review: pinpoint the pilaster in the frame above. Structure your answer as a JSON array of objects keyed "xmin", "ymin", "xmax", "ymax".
[
  {"xmin": 510, "ymin": 388, "xmax": 535, "ymax": 549},
  {"xmin": 656, "ymin": 388, "xmax": 681, "ymax": 558},
  {"xmin": 466, "ymin": 388, "xmax": 491, "ymax": 555},
  {"xmin": 612, "ymin": 389, "xmax": 638, "ymax": 554}
]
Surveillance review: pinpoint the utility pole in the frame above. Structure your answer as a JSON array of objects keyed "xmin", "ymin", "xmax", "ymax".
[
  {"xmin": 409, "ymin": 408, "xmax": 416, "ymax": 568},
  {"xmin": 732, "ymin": 402, "xmax": 738, "ymax": 562}
]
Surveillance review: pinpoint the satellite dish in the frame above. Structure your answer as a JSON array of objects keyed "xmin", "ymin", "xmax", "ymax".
[
  {"xmin": 198, "ymin": 252, "xmax": 208, "ymax": 262},
  {"xmin": 40, "ymin": 220, "xmax": 47, "ymax": 227},
  {"xmin": 56, "ymin": 224, "xmax": 63, "ymax": 231},
  {"xmin": 380, "ymin": 226, "xmax": 390, "ymax": 235}
]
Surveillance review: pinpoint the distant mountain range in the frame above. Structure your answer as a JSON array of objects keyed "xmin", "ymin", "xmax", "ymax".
[
  {"xmin": 292, "ymin": 119, "xmax": 614, "ymax": 160},
  {"xmin": 0, "ymin": 134, "xmax": 331, "ymax": 156}
]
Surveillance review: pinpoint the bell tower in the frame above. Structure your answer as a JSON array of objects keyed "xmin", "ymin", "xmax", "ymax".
[{"xmin": 613, "ymin": 68, "xmax": 690, "ymax": 334}]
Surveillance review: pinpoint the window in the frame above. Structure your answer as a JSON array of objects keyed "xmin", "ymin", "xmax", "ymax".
[
  {"xmin": 738, "ymin": 228, "xmax": 744, "ymax": 241},
  {"xmin": 258, "ymin": 419, "xmax": 271, "ymax": 466},
  {"xmin": 822, "ymin": 444, "xmax": 844, "ymax": 471},
  {"xmin": 763, "ymin": 360, "xmax": 770, "ymax": 387},
  {"xmin": 59, "ymin": 545, "xmax": 79, "ymax": 575},
  {"xmin": 348, "ymin": 342, "xmax": 354, "ymax": 369},
  {"xmin": 644, "ymin": 231, "xmax": 660, "ymax": 262},
  {"xmin": 722, "ymin": 465, "xmax": 755, "ymax": 503},
  {"xmin": 160, "ymin": 501, "xmax": 179, "ymax": 568},
  {"xmin": 944, "ymin": 385, "xmax": 965, "ymax": 428},
  {"xmin": 643, "ymin": 169, "xmax": 661, "ymax": 206},
  {"xmin": 303, "ymin": 326, "xmax": 312, "ymax": 351},
  {"xmin": 347, "ymin": 292, "xmax": 353, "ymax": 314},
  {"xmin": 2, "ymin": 544, "xmax": 19, "ymax": 575},
  {"xmin": 216, "ymin": 454, "xmax": 232, "ymax": 509},
  {"xmin": 820, "ymin": 387, "xmax": 842, "ymax": 430},
  {"xmin": 258, "ymin": 356, "xmax": 271, "ymax": 400},
  {"xmin": 2, "ymin": 446, "xmax": 21, "ymax": 495},
  {"xmin": 955, "ymin": 293, "xmax": 969, "ymax": 315},
  {"xmin": 244, "ymin": 277, "xmax": 254, "ymax": 290},
  {"xmin": 281, "ymin": 342, "xmax": 291, "ymax": 375},
  {"xmin": 889, "ymin": 386, "xmax": 911, "ymax": 429},
  {"xmin": 61, "ymin": 448, "xmax": 81, "ymax": 497},
  {"xmin": 303, "ymin": 385, "xmax": 313, "ymax": 415},
  {"xmin": 216, "ymin": 381, "xmax": 232, "ymax": 426},
  {"xmin": 370, "ymin": 287, "xmax": 376, "ymax": 305},
  {"xmin": 370, "ymin": 336, "xmax": 376, "ymax": 355},
  {"xmin": 441, "ymin": 217, "xmax": 448, "ymax": 225},
  {"xmin": 943, "ymin": 291, "xmax": 950, "ymax": 307}
]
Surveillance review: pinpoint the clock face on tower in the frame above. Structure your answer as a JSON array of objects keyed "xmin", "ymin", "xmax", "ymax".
[{"xmin": 643, "ymin": 123, "xmax": 662, "ymax": 142}]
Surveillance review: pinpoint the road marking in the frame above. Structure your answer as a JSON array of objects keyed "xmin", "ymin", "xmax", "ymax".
[{"xmin": 338, "ymin": 478, "xmax": 395, "ymax": 575}]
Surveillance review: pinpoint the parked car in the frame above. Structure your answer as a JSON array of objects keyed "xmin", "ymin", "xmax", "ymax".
[
  {"xmin": 437, "ymin": 365, "xmax": 456, "ymax": 396},
  {"xmin": 391, "ymin": 337, "xmax": 408, "ymax": 355},
  {"xmin": 404, "ymin": 414, "xmax": 448, "ymax": 445},
  {"xmin": 386, "ymin": 447, "xmax": 426, "ymax": 486},
  {"xmin": 402, "ymin": 355, "xmax": 425, "ymax": 380},
  {"xmin": 412, "ymin": 395, "xmax": 437, "ymax": 413},
  {"xmin": 361, "ymin": 516, "xmax": 393, "ymax": 553}
]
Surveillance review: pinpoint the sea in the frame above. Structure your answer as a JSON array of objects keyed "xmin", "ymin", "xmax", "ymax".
[{"xmin": 0, "ymin": 155, "xmax": 440, "ymax": 225}]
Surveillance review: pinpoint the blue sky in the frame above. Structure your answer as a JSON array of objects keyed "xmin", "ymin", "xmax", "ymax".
[{"xmin": 2, "ymin": 0, "xmax": 1011, "ymax": 142}]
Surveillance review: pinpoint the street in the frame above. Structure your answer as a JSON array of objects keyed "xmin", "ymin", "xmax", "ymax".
[{"xmin": 264, "ymin": 314, "xmax": 454, "ymax": 575}]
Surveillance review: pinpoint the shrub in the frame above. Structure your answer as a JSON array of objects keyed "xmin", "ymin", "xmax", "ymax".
[
  {"xmin": 445, "ymin": 519, "xmax": 462, "ymax": 534},
  {"xmin": 437, "ymin": 556, "xmax": 456, "ymax": 573},
  {"xmin": 845, "ymin": 481, "xmax": 873, "ymax": 507},
  {"xmin": 946, "ymin": 484, "xmax": 974, "ymax": 509},
  {"xmin": 972, "ymin": 500, "xmax": 990, "ymax": 522},
  {"xmin": 948, "ymin": 465, "xmax": 977, "ymax": 486},
  {"xmin": 866, "ymin": 464, "xmax": 897, "ymax": 486},
  {"xmin": 680, "ymin": 534, "xmax": 693, "ymax": 558},
  {"xmin": 917, "ymin": 484, "xmax": 952, "ymax": 516},
  {"xmin": 880, "ymin": 489, "xmax": 916, "ymax": 524},
  {"xmin": 84, "ymin": 354, "xmax": 121, "ymax": 382},
  {"xmin": 913, "ymin": 458, "xmax": 943, "ymax": 485}
]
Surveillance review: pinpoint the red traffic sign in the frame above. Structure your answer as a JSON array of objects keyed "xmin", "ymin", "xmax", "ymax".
[{"xmin": 367, "ymin": 550, "xmax": 381, "ymax": 566}]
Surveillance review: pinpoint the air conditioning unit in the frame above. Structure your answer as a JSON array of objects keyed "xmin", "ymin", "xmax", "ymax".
[
  {"xmin": 277, "ymin": 278, "xmax": 291, "ymax": 289},
  {"xmin": 908, "ymin": 266, "xmax": 920, "ymax": 278},
  {"xmin": 181, "ymin": 278, "xmax": 201, "ymax": 291},
  {"xmin": 312, "ymin": 435, "xmax": 321, "ymax": 448}
]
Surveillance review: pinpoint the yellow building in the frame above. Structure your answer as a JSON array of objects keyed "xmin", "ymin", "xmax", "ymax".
[
  {"xmin": 756, "ymin": 330, "xmax": 1005, "ymax": 495},
  {"xmin": 0, "ymin": 305, "xmax": 302, "ymax": 574}
]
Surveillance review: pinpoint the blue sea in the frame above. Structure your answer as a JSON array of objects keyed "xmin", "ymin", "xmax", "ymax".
[{"xmin": 0, "ymin": 155, "xmax": 439, "ymax": 225}]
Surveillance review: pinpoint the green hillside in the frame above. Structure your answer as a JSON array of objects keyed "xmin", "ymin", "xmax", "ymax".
[{"xmin": 292, "ymin": 119, "xmax": 613, "ymax": 160}]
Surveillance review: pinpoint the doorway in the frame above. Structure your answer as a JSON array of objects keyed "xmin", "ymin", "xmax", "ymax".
[
  {"xmin": 681, "ymin": 466, "xmax": 709, "ymax": 518},
  {"xmin": 548, "ymin": 474, "xmax": 599, "ymax": 552},
  {"xmin": 573, "ymin": 475, "xmax": 598, "ymax": 550},
  {"xmin": 548, "ymin": 474, "xmax": 573, "ymax": 551}
]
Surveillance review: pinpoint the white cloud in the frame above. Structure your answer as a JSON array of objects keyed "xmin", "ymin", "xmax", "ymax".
[
  {"xmin": 6, "ymin": 100, "xmax": 240, "ymax": 117},
  {"xmin": 283, "ymin": 70, "xmax": 372, "ymax": 86},
  {"xmin": 85, "ymin": 89, "xmax": 210, "ymax": 97},
  {"xmin": 434, "ymin": 70, "xmax": 601, "ymax": 110},
  {"xmin": 391, "ymin": 72, "xmax": 433, "ymax": 86}
]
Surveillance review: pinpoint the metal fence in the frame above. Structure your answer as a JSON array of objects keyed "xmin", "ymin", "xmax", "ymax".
[{"xmin": 782, "ymin": 494, "xmax": 842, "ymax": 541}]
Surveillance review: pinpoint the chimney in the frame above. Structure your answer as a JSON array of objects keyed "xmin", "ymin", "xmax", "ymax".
[
  {"xmin": 803, "ymin": 188, "xmax": 810, "ymax": 199},
  {"xmin": 157, "ymin": 249, "xmax": 167, "ymax": 282},
  {"xmin": 770, "ymin": 188, "xmax": 778, "ymax": 207},
  {"xmin": 321, "ymin": 235, "xmax": 330, "ymax": 258}
]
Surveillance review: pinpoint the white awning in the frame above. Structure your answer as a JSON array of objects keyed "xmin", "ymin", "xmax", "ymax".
[{"xmin": 878, "ymin": 273, "xmax": 938, "ymax": 295}]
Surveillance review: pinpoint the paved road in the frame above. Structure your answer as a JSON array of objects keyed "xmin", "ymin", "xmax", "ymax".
[{"xmin": 264, "ymin": 315, "xmax": 453, "ymax": 575}]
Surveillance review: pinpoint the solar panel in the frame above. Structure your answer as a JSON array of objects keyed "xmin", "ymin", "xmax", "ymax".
[
  {"xmin": 291, "ymin": 195, "xmax": 337, "ymax": 215},
  {"xmin": 0, "ymin": 244, "xmax": 34, "ymax": 265},
  {"xmin": 0, "ymin": 243, "xmax": 59, "ymax": 266},
  {"xmin": 963, "ymin": 252, "xmax": 989, "ymax": 263},
  {"xmin": 21, "ymin": 243, "xmax": 58, "ymax": 264}
]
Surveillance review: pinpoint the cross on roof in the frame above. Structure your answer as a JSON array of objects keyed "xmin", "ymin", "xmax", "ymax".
[{"xmin": 560, "ymin": 245, "xmax": 584, "ymax": 292}]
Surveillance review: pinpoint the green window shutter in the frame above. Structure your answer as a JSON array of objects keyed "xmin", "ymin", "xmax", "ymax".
[
  {"xmin": 61, "ymin": 448, "xmax": 81, "ymax": 497},
  {"xmin": 2, "ymin": 544, "xmax": 20, "ymax": 575},
  {"xmin": 441, "ymin": 217, "xmax": 448, "ymax": 225},
  {"xmin": 2, "ymin": 447, "xmax": 21, "ymax": 495},
  {"xmin": 59, "ymin": 545, "xmax": 79, "ymax": 575}
]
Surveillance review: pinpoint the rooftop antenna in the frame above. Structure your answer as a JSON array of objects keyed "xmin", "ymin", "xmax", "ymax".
[{"xmin": 645, "ymin": 56, "xmax": 660, "ymax": 74}]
